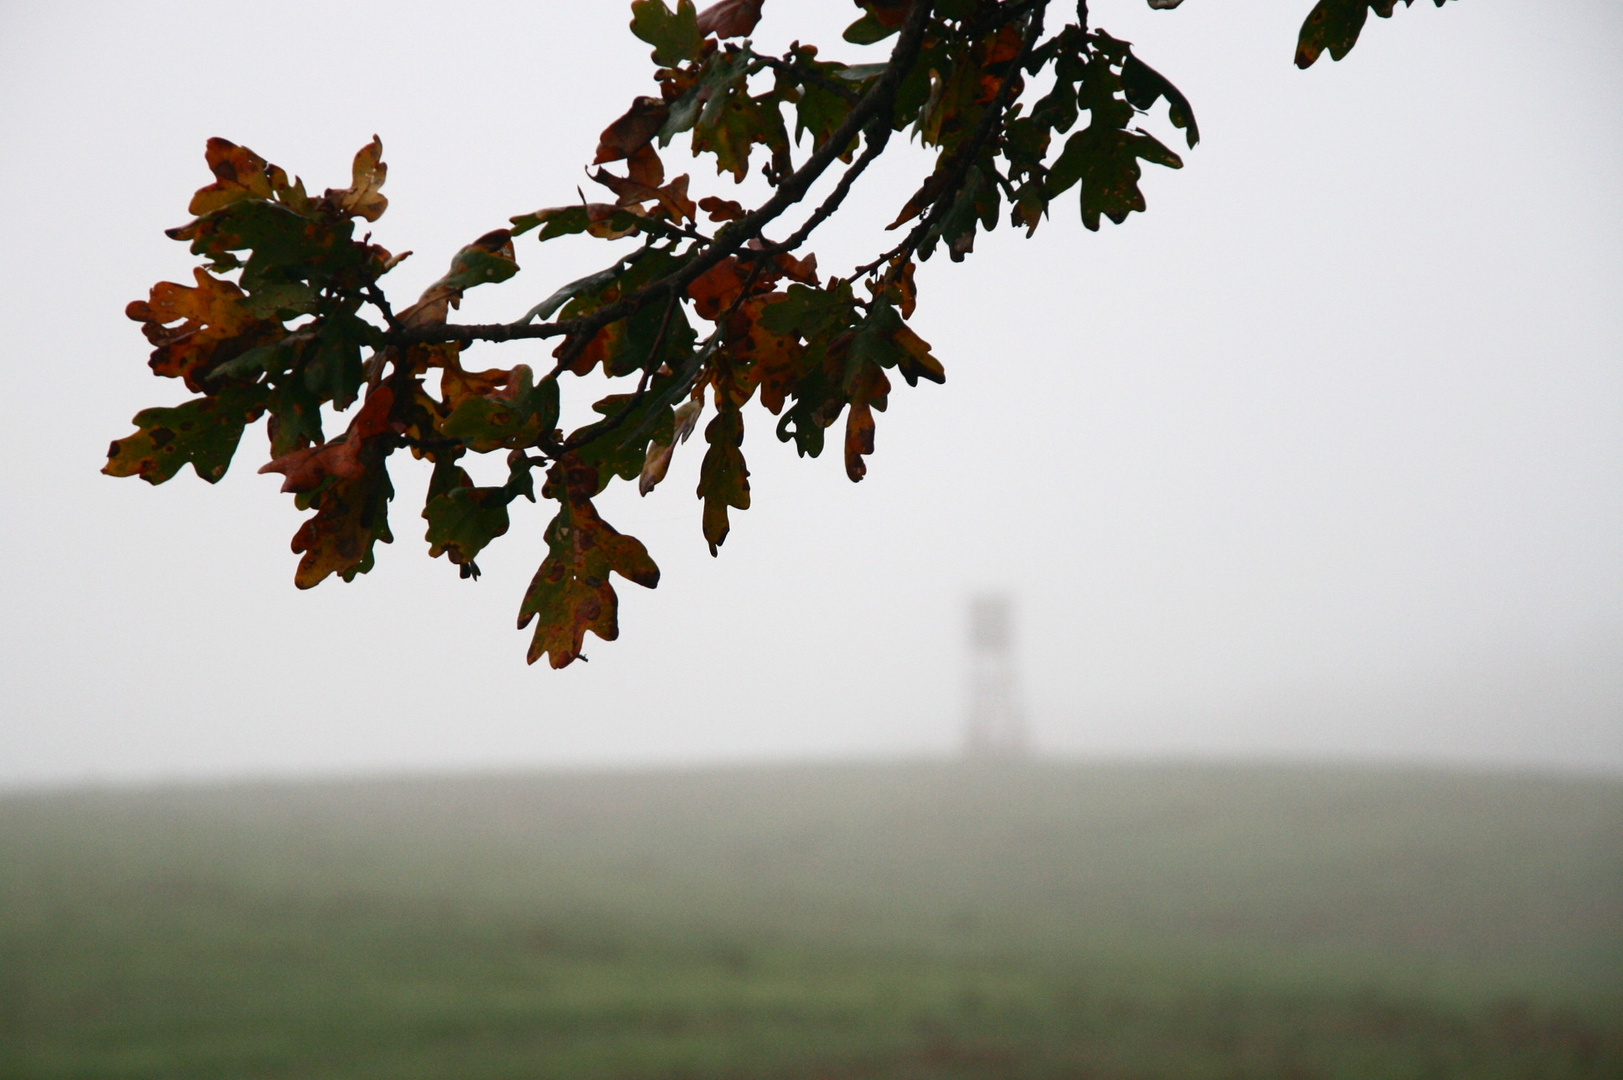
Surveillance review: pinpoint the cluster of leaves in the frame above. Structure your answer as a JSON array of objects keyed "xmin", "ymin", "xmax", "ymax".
[{"xmin": 107, "ymin": 0, "xmax": 1457, "ymax": 667}]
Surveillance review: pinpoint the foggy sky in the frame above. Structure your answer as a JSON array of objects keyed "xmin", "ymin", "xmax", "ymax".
[{"xmin": 1, "ymin": 0, "xmax": 1619, "ymax": 787}]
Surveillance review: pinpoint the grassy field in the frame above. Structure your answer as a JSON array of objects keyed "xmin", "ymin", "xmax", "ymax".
[{"xmin": 0, "ymin": 761, "xmax": 1619, "ymax": 1079}]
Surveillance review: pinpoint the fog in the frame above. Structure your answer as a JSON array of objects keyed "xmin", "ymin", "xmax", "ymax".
[{"xmin": 1, "ymin": 0, "xmax": 1618, "ymax": 787}]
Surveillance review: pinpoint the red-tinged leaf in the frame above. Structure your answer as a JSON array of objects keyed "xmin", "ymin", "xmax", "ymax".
[
  {"xmin": 187, "ymin": 138, "xmax": 276, "ymax": 216},
  {"xmin": 595, "ymin": 97, "xmax": 671, "ymax": 165},
  {"xmin": 697, "ymin": 406, "xmax": 750, "ymax": 555},
  {"xmin": 127, "ymin": 268, "xmax": 283, "ymax": 391},
  {"xmin": 104, "ymin": 384, "xmax": 269, "ymax": 485},
  {"xmin": 323, "ymin": 136, "xmax": 388, "ymax": 222},
  {"xmin": 259, "ymin": 385, "xmax": 396, "ymax": 493},
  {"xmin": 288, "ymin": 459, "xmax": 394, "ymax": 589},
  {"xmin": 698, "ymin": 195, "xmax": 746, "ymax": 221},
  {"xmin": 519, "ymin": 457, "xmax": 660, "ymax": 668},
  {"xmin": 696, "ymin": 0, "xmax": 763, "ymax": 39}
]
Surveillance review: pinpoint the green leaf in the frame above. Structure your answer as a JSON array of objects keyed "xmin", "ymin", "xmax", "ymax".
[
  {"xmin": 439, "ymin": 244, "xmax": 520, "ymax": 292},
  {"xmin": 1060, "ymin": 127, "xmax": 1182, "ymax": 230},
  {"xmin": 697, "ymin": 406, "xmax": 749, "ymax": 556},
  {"xmin": 630, "ymin": 0, "xmax": 705, "ymax": 67},
  {"xmin": 266, "ymin": 379, "xmax": 324, "ymax": 457},
  {"xmin": 1296, "ymin": 0, "xmax": 1449, "ymax": 69},
  {"xmin": 843, "ymin": 12, "xmax": 897, "ymax": 46},
  {"xmin": 1121, "ymin": 53, "xmax": 1200, "ymax": 148},
  {"xmin": 757, "ymin": 282, "xmax": 858, "ymax": 341},
  {"xmin": 103, "ymin": 384, "xmax": 269, "ymax": 485},
  {"xmin": 439, "ymin": 366, "xmax": 559, "ymax": 453},
  {"xmin": 209, "ymin": 338, "xmax": 300, "ymax": 382},
  {"xmin": 301, "ymin": 312, "xmax": 373, "ymax": 408},
  {"xmin": 423, "ymin": 461, "xmax": 515, "ymax": 578}
]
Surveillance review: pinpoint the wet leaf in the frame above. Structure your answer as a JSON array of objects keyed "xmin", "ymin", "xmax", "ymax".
[{"xmin": 519, "ymin": 457, "xmax": 660, "ymax": 668}]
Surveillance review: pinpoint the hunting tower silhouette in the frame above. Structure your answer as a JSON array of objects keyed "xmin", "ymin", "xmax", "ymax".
[{"xmin": 965, "ymin": 594, "xmax": 1027, "ymax": 758}]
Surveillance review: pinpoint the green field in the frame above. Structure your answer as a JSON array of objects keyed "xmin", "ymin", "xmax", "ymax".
[{"xmin": 1, "ymin": 761, "xmax": 1619, "ymax": 1079}]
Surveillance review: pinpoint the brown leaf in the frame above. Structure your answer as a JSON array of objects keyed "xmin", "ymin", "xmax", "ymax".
[
  {"xmin": 187, "ymin": 138, "xmax": 276, "ymax": 216},
  {"xmin": 439, "ymin": 354, "xmax": 511, "ymax": 412},
  {"xmin": 843, "ymin": 364, "xmax": 890, "ymax": 483},
  {"xmin": 627, "ymin": 143, "xmax": 665, "ymax": 188},
  {"xmin": 698, "ymin": 195, "xmax": 747, "ymax": 222},
  {"xmin": 772, "ymin": 251, "xmax": 819, "ymax": 285},
  {"xmin": 696, "ymin": 0, "xmax": 764, "ymax": 38},
  {"xmin": 397, "ymin": 229, "xmax": 518, "ymax": 328},
  {"xmin": 595, "ymin": 97, "xmax": 671, "ymax": 164},
  {"xmin": 728, "ymin": 293, "xmax": 803, "ymax": 414}
]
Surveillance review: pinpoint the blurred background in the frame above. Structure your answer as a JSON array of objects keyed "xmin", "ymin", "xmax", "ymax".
[{"xmin": 1, "ymin": 1, "xmax": 1619, "ymax": 1077}]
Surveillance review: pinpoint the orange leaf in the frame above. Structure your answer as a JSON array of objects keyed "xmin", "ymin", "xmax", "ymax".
[
  {"xmin": 187, "ymin": 138, "xmax": 276, "ymax": 216},
  {"xmin": 687, "ymin": 257, "xmax": 748, "ymax": 320},
  {"xmin": 323, "ymin": 136, "xmax": 388, "ymax": 222}
]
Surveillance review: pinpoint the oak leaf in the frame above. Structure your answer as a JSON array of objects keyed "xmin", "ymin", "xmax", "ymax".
[
  {"xmin": 519, "ymin": 458, "xmax": 660, "ymax": 668},
  {"xmin": 103, "ymin": 384, "xmax": 269, "ymax": 485},
  {"xmin": 697, "ymin": 407, "xmax": 749, "ymax": 555},
  {"xmin": 696, "ymin": 0, "xmax": 763, "ymax": 39}
]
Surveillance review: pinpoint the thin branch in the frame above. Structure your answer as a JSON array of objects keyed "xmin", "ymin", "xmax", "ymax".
[
  {"xmin": 762, "ymin": 119, "xmax": 892, "ymax": 258},
  {"xmin": 395, "ymin": 0, "xmax": 937, "ymax": 356},
  {"xmin": 855, "ymin": 5, "xmax": 1048, "ymax": 282}
]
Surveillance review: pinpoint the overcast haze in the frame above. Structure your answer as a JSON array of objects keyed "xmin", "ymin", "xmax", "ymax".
[{"xmin": 0, "ymin": 0, "xmax": 1619, "ymax": 787}]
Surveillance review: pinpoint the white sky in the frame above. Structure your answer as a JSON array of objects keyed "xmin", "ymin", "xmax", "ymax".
[{"xmin": 1, "ymin": 0, "xmax": 1619, "ymax": 786}]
